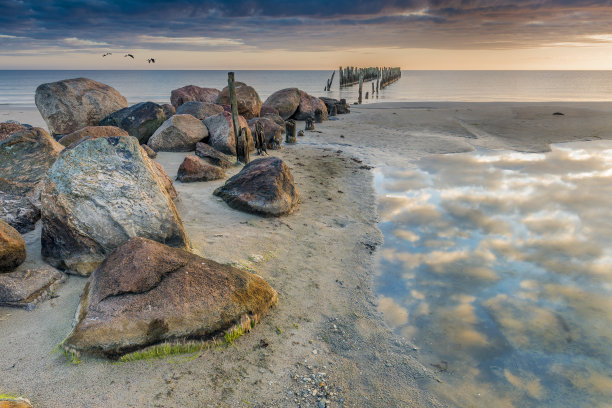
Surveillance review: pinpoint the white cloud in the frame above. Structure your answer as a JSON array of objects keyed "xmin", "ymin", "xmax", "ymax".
[
  {"xmin": 138, "ymin": 35, "xmax": 243, "ymax": 46},
  {"xmin": 63, "ymin": 37, "xmax": 109, "ymax": 47}
]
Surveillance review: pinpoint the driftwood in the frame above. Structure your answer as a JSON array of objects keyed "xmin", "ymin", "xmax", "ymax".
[
  {"xmin": 285, "ymin": 120, "xmax": 297, "ymax": 144},
  {"xmin": 255, "ymin": 120, "xmax": 267, "ymax": 155},
  {"xmin": 236, "ymin": 127, "xmax": 250, "ymax": 164},
  {"xmin": 305, "ymin": 117, "xmax": 315, "ymax": 131}
]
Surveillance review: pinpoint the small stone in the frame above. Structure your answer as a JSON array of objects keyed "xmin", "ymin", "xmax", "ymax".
[{"xmin": 0, "ymin": 220, "xmax": 26, "ymax": 272}]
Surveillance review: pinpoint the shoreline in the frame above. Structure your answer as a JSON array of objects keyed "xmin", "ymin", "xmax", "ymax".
[{"xmin": 2, "ymin": 101, "xmax": 612, "ymax": 406}]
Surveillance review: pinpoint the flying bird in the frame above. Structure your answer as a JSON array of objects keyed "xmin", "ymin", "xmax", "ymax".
[
  {"xmin": 147, "ymin": 58, "xmax": 156, "ymax": 63},
  {"xmin": 102, "ymin": 52, "xmax": 112, "ymax": 57},
  {"xmin": 124, "ymin": 54, "xmax": 134, "ymax": 59}
]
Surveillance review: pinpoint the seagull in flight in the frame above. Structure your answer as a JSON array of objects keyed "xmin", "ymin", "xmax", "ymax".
[
  {"xmin": 124, "ymin": 54, "xmax": 134, "ymax": 59},
  {"xmin": 102, "ymin": 52, "xmax": 112, "ymax": 57},
  {"xmin": 147, "ymin": 58, "xmax": 155, "ymax": 63}
]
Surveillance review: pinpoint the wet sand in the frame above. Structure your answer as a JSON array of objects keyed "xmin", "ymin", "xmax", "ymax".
[{"xmin": 2, "ymin": 101, "xmax": 612, "ymax": 407}]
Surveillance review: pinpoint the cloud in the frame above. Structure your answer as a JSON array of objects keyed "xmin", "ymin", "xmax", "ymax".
[
  {"xmin": 63, "ymin": 37, "xmax": 109, "ymax": 47},
  {"xmin": 137, "ymin": 35, "xmax": 244, "ymax": 47}
]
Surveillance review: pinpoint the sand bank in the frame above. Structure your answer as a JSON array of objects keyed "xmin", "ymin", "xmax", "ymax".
[{"xmin": 2, "ymin": 101, "xmax": 612, "ymax": 407}]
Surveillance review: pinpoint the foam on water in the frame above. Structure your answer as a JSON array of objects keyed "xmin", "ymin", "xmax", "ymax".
[{"xmin": 375, "ymin": 140, "xmax": 612, "ymax": 408}]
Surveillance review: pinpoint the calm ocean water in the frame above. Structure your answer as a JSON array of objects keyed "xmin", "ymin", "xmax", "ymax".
[{"xmin": 2, "ymin": 70, "xmax": 612, "ymax": 106}]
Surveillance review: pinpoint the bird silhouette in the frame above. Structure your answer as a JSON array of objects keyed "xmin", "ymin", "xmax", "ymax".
[
  {"xmin": 124, "ymin": 54, "xmax": 134, "ymax": 59},
  {"xmin": 102, "ymin": 52, "xmax": 112, "ymax": 57},
  {"xmin": 147, "ymin": 58, "xmax": 156, "ymax": 63}
]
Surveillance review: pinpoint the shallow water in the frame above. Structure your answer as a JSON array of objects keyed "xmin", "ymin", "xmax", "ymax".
[{"xmin": 375, "ymin": 141, "xmax": 612, "ymax": 408}]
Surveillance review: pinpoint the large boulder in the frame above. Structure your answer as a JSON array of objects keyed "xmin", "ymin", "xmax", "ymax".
[
  {"xmin": 152, "ymin": 161, "xmax": 178, "ymax": 200},
  {"xmin": 176, "ymin": 101, "xmax": 224, "ymax": 120},
  {"xmin": 41, "ymin": 135, "xmax": 190, "ymax": 276},
  {"xmin": 202, "ymin": 111, "xmax": 252, "ymax": 156},
  {"xmin": 0, "ymin": 192, "xmax": 40, "ymax": 234},
  {"xmin": 194, "ymin": 142, "xmax": 235, "ymax": 169},
  {"xmin": 0, "ymin": 220, "xmax": 26, "ymax": 272},
  {"xmin": 0, "ymin": 128, "xmax": 64, "ymax": 196},
  {"xmin": 217, "ymin": 82, "xmax": 262, "ymax": 120},
  {"xmin": 147, "ymin": 114, "xmax": 208, "ymax": 152},
  {"xmin": 62, "ymin": 237, "xmax": 278, "ymax": 357},
  {"xmin": 58, "ymin": 126, "xmax": 129, "ymax": 147},
  {"xmin": 0, "ymin": 122, "xmax": 26, "ymax": 142},
  {"xmin": 248, "ymin": 117, "xmax": 282, "ymax": 149},
  {"xmin": 177, "ymin": 155, "xmax": 225, "ymax": 182},
  {"xmin": 262, "ymin": 88, "xmax": 301, "ymax": 120},
  {"xmin": 35, "ymin": 78, "xmax": 128, "ymax": 137},
  {"xmin": 99, "ymin": 102, "xmax": 166, "ymax": 144},
  {"xmin": 0, "ymin": 266, "xmax": 65, "ymax": 310},
  {"xmin": 171, "ymin": 85, "xmax": 220, "ymax": 108},
  {"xmin": 293, "ymin": 91, "xmax": 328, "ymax": 121},
  {"xmin": 214, "ymin": 157, "xmax": 300, "ymax": 216}
]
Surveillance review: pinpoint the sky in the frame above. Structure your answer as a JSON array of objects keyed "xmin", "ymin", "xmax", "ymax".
[{"xmin": 2, "ymin": 0, "xmax": 612, "ymax": 69}]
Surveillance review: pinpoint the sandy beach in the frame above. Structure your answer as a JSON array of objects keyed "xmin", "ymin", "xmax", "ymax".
[{"xmin": 2, "ymin": 101, "xmax": 612, "ymax": 407}]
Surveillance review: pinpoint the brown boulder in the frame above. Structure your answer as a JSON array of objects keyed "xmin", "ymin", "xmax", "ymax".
[
  {"xmin": 62, "ymin": 237, "xmax": 278, "ymax": 357},
  {"xmin": 217, "ymin": 82, "xmax": 262, "ymax": 119},
  {"xmin": 171, "ymin": 85, "xmax": 220, "ymax": 108},
  {"xmin": 58, "ymin": 126, "xmax": 129, "ymax": 147},
  {"xmin": 194, "ymin": 142, "xmax": 236, "ymax": 169},
  {"xmin": 177, "ymin": 155, "xmax": 225, "ymax": 182},
  {"xmin": 293, "ymin": 91, "xmax": 328, "ymax": 121},
  {"xmin": 214, "ymin": 157, "xmax": 300, "ymax": 216},
  {"xmin": 0, "ymin": 128, "xmax": 64, "ymax": 196},
  {"xmin": 35, "ymin": 77, "xmax": 128, "ymax": 137},
  {"xmin": 141, "ymin": 143, "xmax": 157, "ymax": 158},
  {"xmin": 0, "ymin": 266, "xmax": 65, "ymax": 310},
  {"xmin": 260, "ymin": 105, "xmax": 279, "ymax": 116},
  {"xmin": 0, "ymin": 123, "xmax": 26, "ymax": 142},
  {"xmin": 0, "ymin": 397, "xmax": 33, "ymax": 408},
  {"xmin": 0, "ymin": 220, "xmax": 26, "ymax": 272},
  {"xmin": 262, "ymin": 88, "xmax": 301, "ymax": 120}
]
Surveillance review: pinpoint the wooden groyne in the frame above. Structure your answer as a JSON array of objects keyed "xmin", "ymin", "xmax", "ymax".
[{"xmin": 338, "ymin": 66, "xmax": 401, "ymax": 88}]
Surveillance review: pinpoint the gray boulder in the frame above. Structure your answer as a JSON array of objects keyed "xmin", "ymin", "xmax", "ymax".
[
  {"xmin": 176, "ymin": 101, "xmax": 224, "ymax": 120},
  {"xmin": 262, "ymin": 88, "xmax": 301, "ymax": 120},
  {"xmin": 0, "ymin": 128, "xmax": 64, "ymax": 196},
  {"xmin": 147, "ymin": 114, "xmax": 209, "ymax": 152},
  {"xmin": 35, "ymin": 78, "xmax": 127, "ymax": 137},
  {"xmin": 214, "ymin": 157, "xmax": 300, "ymax": 216},
  {"xmin": 99, "ymin": 102, "xmax": 166, "ymax": 144},
  {"xmin": 194, "ymin": 142, "xmax": 236, "ymax": 169},
  {"xmin": 202, "ymin": 111, "xmax": 253, "ymax": 156},
  {"xmin": 293, "ymin": 91, "xmax": 328, "ymax": 121},
  {"xmin": 62, "ymin": 237, "xmax": 278, "ymax": 357},
  {"xmin": 0, "ymin": 219, "xmax": 26, "ymax": 272},
  {"xmin": 41, "ymin": 135, "xmax": 190, "ymax": 276}
]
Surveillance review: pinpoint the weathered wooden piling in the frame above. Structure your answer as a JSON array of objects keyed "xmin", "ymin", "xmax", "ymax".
[
  {"xmin": 358, "ymin": 73, "xmax": 363, "ymax": 104},
  {"xmin": 305, "ymin": 117, "xmax": 315, "ymax": 131},
  {"xmin": 324, "ymin": 71, "xmax": 336, "ymax": 91},
  {"xmin": 255, "ymin": 120, "xmax": 266, "ymax": 155},
  {"xmin": 236, "ymin": 127, "xmax": 250, "ymax": 164},
  {"xmin": 380, "ymin": 67, "xmax": 402, "ymax": 89},
  {"xmin": 286, "ymin": 120, "xmax": 297, "ymax": 143},
  {"xmin": 227, "ymin": 72, "xmax": 242, "ymax": 160},
  {"xmin": 338, "ymin": 66, "xmax": 401, "ymax": 90}
]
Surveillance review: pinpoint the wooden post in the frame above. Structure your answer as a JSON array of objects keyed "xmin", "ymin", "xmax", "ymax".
[
  {"xmin": 227, "ymin": 72, "xmax": 241, "ymax": 159},
  {"xmin": 372, "ymin": 82, "xmax": 375, "ymax": 95},
  {"xmin": 236, "ymin": 127, "xmax": 250, "ymax": 164},
  {"xmin": 358, "ymin": 71, "xmax": 363, "ymax": 104},
  {"xmin": 285, "ymin": 120, "xmax": 296, "ymax": 143},
  {"xmin": 365, "ymin": 91, "xmax": 369, "ymax": 100},
  {"xmin": 305, "ymin": 117, "xmax": 315, "ymax": 131},
  {"xmin": 255, "ymin": 120, "xmax": 266, "ymax": 155}
]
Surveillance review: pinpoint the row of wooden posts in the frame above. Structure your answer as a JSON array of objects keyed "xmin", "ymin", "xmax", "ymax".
[{"xmin": 325, "ymin": 66, "xmax": 401, "ymax": 104}]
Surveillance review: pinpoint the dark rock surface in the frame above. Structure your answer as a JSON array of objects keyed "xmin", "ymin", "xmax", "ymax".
[
  {"xmin": 194, "ymin": 142, "xmax": 236, "ymax": 169},
  {"xmin": 248, "ymin": 117, "xmax": 283, "ymax": 149},
  {"xmin": 41, "ymin": 135, "xmax": 189, "ymax": 276},
  {"xmin": 177, "ymin": 155, "xmax": 226, "ymax": 182},
  {"xmin": 99, "ymin": 102, "xmax": 166, "ymax": 144},
  {"xmin": 0, "ymin": 123, "xmax": 26, "ymax": 142},
  {"xmin": 319, "ymin": 97, "xmax": 350, "ymax": 115},
  {"xmin": 214, "ymin": 157, "xmax": 300, "ymax": 216},
  {"xmin": 35, "ymin": 77, "xmax": 127, "ymax": 137},
  {"xmin": 0, "ymin": 220, "xmax": 26, "ymax": 272},
  {"xmin": 293, "ymin": 91, "xmax": 329, "ymax": 121},
  {"xmin": 0, "ymin": 193, "xmax": 40, "ymax": 234},
  {"xmin": 62, "ymin": 237, "xmax": 278, "ymax": 357},
  {"xmin": 0, "ymin": 266, "xmax": 65, "ymax": 310}
]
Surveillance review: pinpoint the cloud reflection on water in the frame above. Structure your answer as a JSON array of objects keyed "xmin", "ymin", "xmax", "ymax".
[{"xmin": 375, "ymin": 141, "xmax": 612, "ymax": 408}]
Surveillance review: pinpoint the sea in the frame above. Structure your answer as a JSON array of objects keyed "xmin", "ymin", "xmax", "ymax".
[
  {"xmin": 2, "ymin": 70, "xmax": 612, "ymax": 407},
  {"xmin": 2, "ymin": 70, "xmax": 612, "ymax": 106}
]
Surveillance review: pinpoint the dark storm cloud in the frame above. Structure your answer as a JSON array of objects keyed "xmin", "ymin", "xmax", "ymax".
[{"xmin": 2, "ymin": 0, "xmax": 612, "ymax": 53}]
